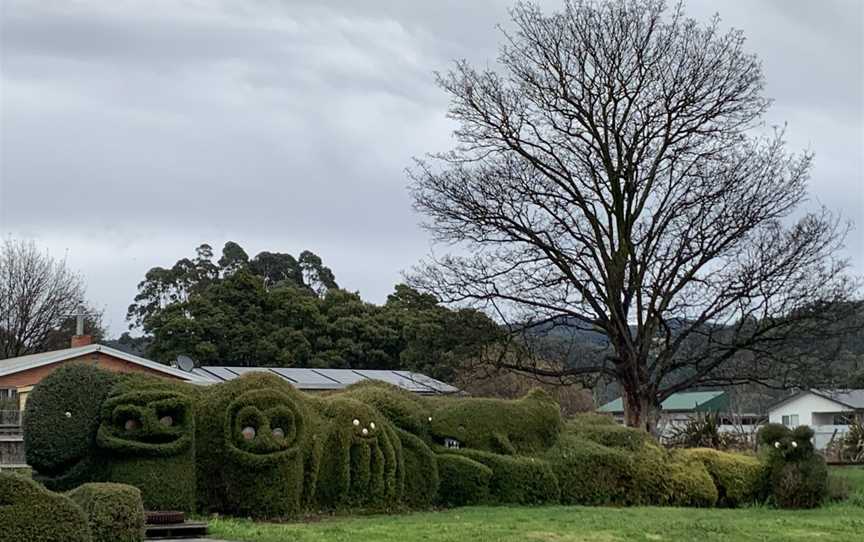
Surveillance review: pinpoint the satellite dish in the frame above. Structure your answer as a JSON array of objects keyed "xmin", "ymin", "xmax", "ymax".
[{"xmin": 176, "ymin": 355, "xmax": 196, "ymax": 372}]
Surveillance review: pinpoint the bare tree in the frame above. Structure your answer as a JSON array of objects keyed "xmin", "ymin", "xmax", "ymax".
[
  {"xmin": 408, "ymin": 0, "xmax": 858, "ymax": 431},
  {"xmin": 0, "ymin": 239, "xmax": 88, "ymax": 359}
]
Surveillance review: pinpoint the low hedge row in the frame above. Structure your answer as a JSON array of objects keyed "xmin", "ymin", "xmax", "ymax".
[
  {"xmin": 436, "ymin": 453, "xmax": 492, "ymax": 507},
  {"xmin": 683, "ymin": 448, "xmax": 763, "ymax": 507}
]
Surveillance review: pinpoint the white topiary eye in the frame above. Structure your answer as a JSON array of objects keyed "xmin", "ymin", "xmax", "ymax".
[
  {"xmin": 428, "ymin": 417, "xmax": 433, "ymax": 422},
  {"xmin": 774, "ymin": 441, "xmax": 781, "ymax": 448},
  {"xmin": 64, "ymin": 411, "xmax": 72, "ymax": 418},
  {"xmin": 369, "ymin": 422, "xmax": 376, "ymax": 430},
  {"xmin": 241, "ymin": 426, "xmax": 256, "ymax": 440},
  {"xmin": 361, "ymin": 428, "xmax": 369, "ymax": 436},
  {"xmin": 791, "ymin": 441, "xmax": 798, "ymax": 448},
  {"xmin": 352, "ymin": 419, "xmax": 360, "ymax": 427}
]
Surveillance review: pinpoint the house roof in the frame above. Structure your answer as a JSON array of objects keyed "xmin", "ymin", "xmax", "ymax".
[
  {"xmin": 0, "ymin": 344, "xmax": 208, "ymax": 383},
  {"xmin": 598, "ymin": 391, "xmax": 727, "ymax": 414},
  {"xmin": 189, "ymin": 366, "xmax": 459, "ymax": 395},
  {"xmin": 768, "ymin": 389, "xmax": 864, "ymax": 413}
]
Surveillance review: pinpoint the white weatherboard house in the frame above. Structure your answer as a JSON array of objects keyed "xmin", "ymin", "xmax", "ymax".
[{"xmin": 768, "ymin": 390, "xmax": 864, "ymax": 450}]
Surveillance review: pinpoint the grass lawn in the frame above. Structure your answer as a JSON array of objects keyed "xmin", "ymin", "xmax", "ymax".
[{"xmin": 209, "ymin": 467, "xmax": 864, "ymax": 542}]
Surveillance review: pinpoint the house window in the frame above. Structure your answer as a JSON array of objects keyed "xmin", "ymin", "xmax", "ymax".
[
  {"xmin": 833, "ymin": 412, "xmax": 855, "ymax": 425},
  {"xmin": 781, "ymin": 414, "xmax": 799, "ymax": 428}
]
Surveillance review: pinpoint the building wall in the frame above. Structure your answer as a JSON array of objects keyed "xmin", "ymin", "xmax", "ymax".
[{"xmin": 768, "ymin": 393, "xmax": 848, "ymax": 427}]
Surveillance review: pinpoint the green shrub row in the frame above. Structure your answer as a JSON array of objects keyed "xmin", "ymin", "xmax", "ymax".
[
  {"xmin": 26, "ymin": 366, "xmax": 827, "ymax": 516},
  {"xmin": 67, "ymin": 483, "xmax": 145, "ymax": 542}
]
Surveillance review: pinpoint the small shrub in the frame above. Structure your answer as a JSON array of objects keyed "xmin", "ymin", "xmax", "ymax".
[
  {"xmin": 683, "ymin": 448, "xmax": 763, "ymax": 507},
  {"xmin": 67, "ymin": 483, "xmax": 145, "ymax": 542},
  {"xmin": 849, "ymin": 491, "xmax": 864, "ymax": 508},
  {"xmin": 435, "ymin": 454, "xmax": 492, "ymax": 507},
  {"xmin": 665, "ymin": 451, "xmax": 720, "ymax": 507},
  {"xmin": 666, "ymin": 413, "xmax": 749, "ymax": 451},
  {"xmin": 23, "ymin": 364, "xmax": 119, "ymax": 491},
  {"xmin": 627, "ymin": 444, "xmax": 717, "ymax": 507},
  {"xmin": 0, "ymin": 472, "xmax": 92, "ymax": 542},
  {"xmin": 841, "ymin": 421, "xmax": 864, "ymax": 463}
]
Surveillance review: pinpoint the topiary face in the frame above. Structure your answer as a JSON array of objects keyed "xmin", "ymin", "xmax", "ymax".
[
  {"xmin": 23, "ymin": 364, "xmax": 118, "ymax": 488},
  {"xmin": 225, "ymin": 388, "xmax": 306, "ymax": 463},
  {"xmin": 97, "ymin": 389, "xmax": 194, "ymax": 456}
]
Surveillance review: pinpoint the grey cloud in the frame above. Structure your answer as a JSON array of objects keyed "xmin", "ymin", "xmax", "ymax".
[{"xmin": 1, "ymin": 0, "xmax": 861, "ymax": 336}]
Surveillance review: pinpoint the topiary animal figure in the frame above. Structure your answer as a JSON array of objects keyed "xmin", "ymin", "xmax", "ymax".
[
  {"xmin": 23, "ymin": 364, "xmax": 119, "ymax": 491},
  {"xmin": 313, "ymin": 396, "xmax": 405, "ymax": 510},
  {"xmin": 758, "ymin": 424, "xmax": 828, "ymax": 508},
  {"xmin": 429, "ymin": 388, "xmax": 562, "ymax": 455},
  {"xmin": 0, "ymin": 472, "xmax": 92, "ymax": 542},
  {"xmin": 196, "ymin": 373, "xmax": 313, "ymax": 519},
  {"xmin": 96, "ymin": 375, "xmax": 198, "ymax": 512}
]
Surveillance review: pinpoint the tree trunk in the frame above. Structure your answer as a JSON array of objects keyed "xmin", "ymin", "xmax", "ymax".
[{"xmin": 622, "ymin": 387, "xmax": 658, "ymax": 436}]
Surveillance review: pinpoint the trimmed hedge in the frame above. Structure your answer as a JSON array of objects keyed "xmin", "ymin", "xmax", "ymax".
[
  {"xmin": 565, "ymin": 417, "xmax": 650, "ymax": 451},
  {"xmin": 0, "ymin": 472, "xmax": 92, "ymax": 542},
  {"xmin": 313, "ymin": 396, "xmax": 404, "ymax": 510},
  {"xmin": 544, "ymin": 434, "xmax": 630, "ymax": 505},
  {"xmin": 761, "ymin": 425, "xmax": 828, "ymax": 509},
  {"xmin": 96, "ymin": 375, "xmax": 197, "ymax": 512},
  {"xmin": 342, "ymin": 381, "xmax": 433, "ymax": 439},
  {"xmin": 435, "ymin": 454, "xmax": 492, "ymax": 507},
  {"xmin": 67, "ymin": 483, "xmax": 145, "ymax": 542},
  {"xmin": 395, "ymin": 428, "xmax": 439, "ymax": 508},
  {"xmin": 23, "ymin": 364, "xmax": 119, "ymax": 491},
  {"xmin": 429, "ymin": 389, "xmax": 561, "ymax": 455},
  {"xmin": 444, "ymin": 448, "xmax": 560, "ymax": 505},
  {"xmin": 683, "ymin": 448, "xmax": 763, "ymax": 507},
  {"xmin": 196, "ymin": 373, "xmax": 312, "ymax": 518}
]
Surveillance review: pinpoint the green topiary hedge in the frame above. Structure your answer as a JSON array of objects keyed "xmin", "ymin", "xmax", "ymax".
[
  {"xmin": 565, "ymin": 417, "xmax": 650, "ymax": 451},
  {"xmin": 0, "ymin": 472, "xmax": 92, "ymax": 542},
  {"xmin": 395, "ymin": 428, "xmax": 439, "ymax": 508},
  {"xmin": 444, "ymin": 447, "xmax": 560, "ymax": 505},
  {"xmin": 23, "ymin": 364, "xmax": 119, "ymax": 491},
  {"xmin": 342, "ymin": 381, "xmax": 434, "ymax": 439},
  {"xmin": 435, "ymin": 454, "xmax": 492, "ymax": 507},
  {"xmin": 67, "ymin": 483, "xmax": 145, "ymax": 542},
  {"xmin": 429, "ymin": 389, "xmax": 561, "ymax": 455},
  {"xmin": 544, "ymin": 434, "xmax": 630, "ymax": 505},
  {"xmin": 196, "ymin": 373, "xmax": 313, "ymax": 518},
  {"xmin": 96, "ymin": 375, "xmax": 198, "ymax": 512},
  {"xmin": 313, "ymin": 396, "xmax": 404, "ymax": 511},
  {"xmin": 761, "ymin": 425, "xmax": 828, "ymax": 509},
  {"xmin": 683, "ymin": 448, "xmax": 763, "ymax": 507}
]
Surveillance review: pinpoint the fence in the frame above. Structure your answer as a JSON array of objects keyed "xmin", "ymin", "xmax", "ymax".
[{"xmin": 0, "ymin": 410, "xmax": 22, "ymax": 427}]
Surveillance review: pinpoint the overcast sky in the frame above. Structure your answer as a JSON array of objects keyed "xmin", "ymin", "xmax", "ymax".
[{"xmin": 1, "ymin": 0, "xmax": 862, "ymax": 337}]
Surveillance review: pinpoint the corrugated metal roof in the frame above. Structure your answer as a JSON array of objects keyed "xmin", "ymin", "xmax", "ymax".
[{"xmin": 598, "ymin": 391, "xmax": 727, "ymax": 413}]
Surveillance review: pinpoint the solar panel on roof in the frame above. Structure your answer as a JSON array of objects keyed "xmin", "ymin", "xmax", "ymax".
[
  {"xmin": 354, "ymin": 370, "xmax": 430, "ymax": 392},
  {"xmin": 311, "ymin": 368, "xmax": 368, "ymax": 385},
  {"xmin": 198, "ymin": 367, "xmax": 238, "ymax": 382},
  {"xmin": 398, "ymin": 371, "xmax": 460, "ymax": 394},
  {"xmin": 271, "ymin": 368, "xmax": 343, "ymax": 389},
  {"xmin": 227, "ymin": 367, "xmax": 272, "ymax": 377}
]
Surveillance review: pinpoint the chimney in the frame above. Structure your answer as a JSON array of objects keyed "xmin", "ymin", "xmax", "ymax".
[{"xmin": 71, "ymin": 335, "xmax": 92, "ymax": 348}]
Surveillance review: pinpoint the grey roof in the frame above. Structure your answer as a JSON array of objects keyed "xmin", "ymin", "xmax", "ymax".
[
  {"xmin": 187, "ymin": 366, "xmax": 459, "ymax": 395},
  {"xmin": 0, "ymin": 344, "xmax": 208, "ymax": 383}
]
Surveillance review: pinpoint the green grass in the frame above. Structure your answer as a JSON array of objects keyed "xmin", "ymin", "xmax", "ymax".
[{"xmin": 209, "ymin": 467, "xmax": 864, "ymax": 542}]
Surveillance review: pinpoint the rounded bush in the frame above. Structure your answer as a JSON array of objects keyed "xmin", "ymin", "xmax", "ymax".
[
  {"xmin": 435, "ymin": 454, "xmax": 492, "ymax": 507},
  {"xmin": 196, "ymin": 373, "xmax": 312, "ymax": 518},
  {"xmin": 683, "ymin": 448, "xmax": 763, "ymax": 507},
  {"xmin": 429, "ymin": 388, "xmax": 561, "ymax": 455},
  {"xmin": 761, "ymin": 425, "xmax": 828, "ymax": 509},
  {"xmin": 566, "ymin": 418, "xmax": 650, "ymax": 451},
  {"xmin": 67, "ymin": 483, "xmax": 145, "ymax": 542},
  {"xmin": 96, "ymin": 375, "xmax": 198, "ymax": 512},
  {"xmin": 0, "ymin": 472, "xmax": 92, "ymax": 542},
  {"xmin": 626, "ymin": 444, "xmax": 717, "ymax": 507},
  {"xmin": 23, "ymin": 364, "xmax": 119, "ymax": 491},
  {"xmin": 446, "ymin": 448, "xmax": 560, "ymax": 505}
]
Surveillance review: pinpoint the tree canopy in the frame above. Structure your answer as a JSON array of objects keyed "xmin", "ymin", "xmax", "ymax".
[
  {"xmin": 408, "ymin": 0, "xmax": 858, "ymax": 429},
  {"xmin": 127, "ymin": 242, "xmax": 500, "ymax": 380}
]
